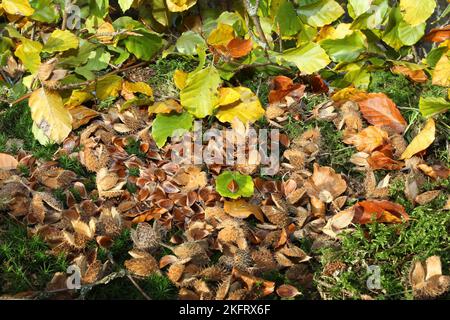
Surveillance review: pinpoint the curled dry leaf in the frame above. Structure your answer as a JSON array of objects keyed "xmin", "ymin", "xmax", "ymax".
[
  {"xmin": 425, "ymin": 25, "xmax": 450, "ymax": 42},
  {"xmin": 415, "ymin": 190, "xmax": 441, "ymax": 205},
  {"xmin": 417, "ymin": 164, "xmax": 450, "ymax": 179},
  {"xmin": 276, "ymin": 284, "xmax": 301, "ymax": 298},
  {"xmin": 353, "ymin": 200, "xmax": 409, "ymax": 224},
  {"xmin": 224, "ymin": 199, "xmax": 264, "ymax": 223},
  {"xmin": 344, "ymin": 126, "xmax": 389, "ymax": 153},
  {"xmin": 409, "ymin": 256, "xmax": 450, "ymax": 299},
  {"xmin": 322, "ymin": 207, "xmax": 355, "ymax": 238},
  {"xmin": 304, "ymin": 163, "xmax": 347, "ymax": 203},
  {"xmin": 0, "ymin": 153, "xmax": 18, "ymax": 170},
  {"xmin": 391, "ymin": 65, "xmax": 428, "ymax": 83}
]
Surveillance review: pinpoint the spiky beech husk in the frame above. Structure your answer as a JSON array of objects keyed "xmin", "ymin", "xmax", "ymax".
[
  {"xmin": 322, "ymin": 261, "xmax": 347, "ymax": 277},
  {"xmin": 198, "ymin": 265, "xmax": 228, "ymax": 282},
  {"xmin": 227, "ymin": 288, "xmax": 248, "ymax": 300},
  {"xmin": 125, "ymin": 256, "xmax": 159, "ymax": 277},
  {"xmin": 167, "ymin": 263, "xmax": 185, "ymax": 284},
  {"xmin": 215, "ymin": 276, "xmax": 232, "ymax": 300},
  {"xmin": 262, "ymin": 206, "xmax": 291, "ymax": 227},
  {"xmin": 173, "ymin": 242, "xmax": 210, "ymax": 266},
  {"xmin": 251, "ymin": 247, "xmax": 278, "ymax": 272},
  {"xmin": 261, "ymin": 230, "xmax": 282, "ymax": 248},
  {"xmin": 130, "ymin": 222, "xmax": 162, "ymax": 252},
  {"xmin": 232, "ymin": 249, "xmax": 254, "ymax": 272},
  {"xmin": 414, "ymin": 276, "xmax": 450, "ymax": 299}
]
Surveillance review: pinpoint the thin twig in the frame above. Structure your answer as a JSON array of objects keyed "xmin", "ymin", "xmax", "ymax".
[
  {"xmin": 242, "ymin": 0, "xmax": 270, "ymax": 55},
  {"xmin": 127, "ymin": 274, "xmax": 152, "ymax": 300},
  {"xmin": 10, "ymin": 61, "xmax": 148, "ymax": 105}
]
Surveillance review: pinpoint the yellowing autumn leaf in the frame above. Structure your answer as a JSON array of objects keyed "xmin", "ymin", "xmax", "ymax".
[
  {"xmin": 166, "ymin": 0, "xmax": 197, "ymax": 12},
  {"xmin": 218, "ymin": 87, "xmax": 241, "ymax": 106},
  {"xmin": 400, "ymin": 0, "xmax": 436, "ymax": 26},
  {"xmin": 180, "ymin": 66, "xmax": 221, "ymax": 118},
  {"xmin": 432, "ymin": 54, "xmax": 450, "ymax": 87},
  {"xmin": 400, "ymin": 118, "xmax": 436, "ymax": 160},
  {"xmin": 122, "ymin": 81, "xmax": 153, "ymax": 100},
  {"xmin": 173, "ymin": 69, "xmax": 188, "ymax": 90},
  {"xmin": 43, "ymin": 30, "xmax": 79, "ymax": 53},
  {"xmin": 1, "ymin": 0, "xmax": 34, "ymax": 16},
  {"xmin": 223, "ymin": 199, "xmax": 264, "ymax": 222},
  {"xmin": 94, "ymin": 75, "xmax": 123, "ymax": 100},
  {"xmin": 207, "ymin": 23, "xmax": 235, "ymax": 46},
  {"xmin": 148, "ymin": 99, "xmax": 183, "ymax": 115},
  {"xmin": 14, "ymin": 39, "xmax": 43, "ymax": 74},
  {"xmin": 215, "ymin": 87, "xmax": 265, "ymax": 124},
  {"xmin": 29, "ymin": 88, "xmax": 73, "ymax": 145}
]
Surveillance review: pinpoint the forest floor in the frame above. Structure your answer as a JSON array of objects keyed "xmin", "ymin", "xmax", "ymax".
[{"xmin": 1, "ymin": 57, "xmax": 449, "ymax": 300}]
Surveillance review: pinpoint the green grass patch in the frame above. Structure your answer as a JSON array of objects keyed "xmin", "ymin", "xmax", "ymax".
[{"xmin": 0, "ymin": 216, "xmax": 68, "ymax": 294}]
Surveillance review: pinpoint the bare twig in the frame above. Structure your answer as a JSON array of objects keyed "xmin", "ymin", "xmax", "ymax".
[{"xmin": 242, "ymin": 0, "xmax": 270, "ymax": 53}]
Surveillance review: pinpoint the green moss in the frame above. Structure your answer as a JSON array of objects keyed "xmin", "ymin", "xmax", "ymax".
[
  {"xmin": 0, "ymin": 217, "xmax": 68, "ymax": 294},
  {"xmin": 369, "ymin": 71, "xmax": 418, "ymax": 107},
  {"xmin": 148, "ymin": 56, "xmax": 197, "ymax": 100},
  {"xmin": 86, "ymin": 273, "xmax": 176, "ymax": 300}
]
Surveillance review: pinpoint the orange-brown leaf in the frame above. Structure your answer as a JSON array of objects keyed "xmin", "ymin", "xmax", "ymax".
[
  {"xmin": 227, "ymin": 38, "xmax": 253, "ymax": 58},
  {"xmin": 367, "ymin": 151, "xmax": 404, "ymax": 170},
  {"xmin": 391, "ymin": 66, "xmax": 428, "ymax": 83},
  {"xmin": 425, "ymin": 25, "xmax": 450, "ymax": 42},
  {"xmin": 0, "ymin": 153, "xmax": 18, "ymax": 170},
  {"xmin": 224, "ymin": 199, "xmax": 265, "ymax": 222},
  {"xmin": 353, "ymin": 200, "xmax": 409, "ymax": 224},
  {"xmin": 356, "ymin": 93, "xmax": 407, "ymax": 134}
]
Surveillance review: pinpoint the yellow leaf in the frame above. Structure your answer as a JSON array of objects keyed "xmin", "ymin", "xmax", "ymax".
[
  {"xmin": 1, "ymin": 0, "xmax": 34, "ymax": 16},
  {"xmin": 148, "ymin": 99, "xmax": 183, "ymax": 115},
  {"xmin": 122, "ymin": 81, "xmax": 153, "ymax": 100},
  {"xmin": 331, "ymin": 87, "xmax": 365, "ymax": 102},
  {"xmin": 14, "ymin": 39, "xmax": 43, "ymax": 74},
  {"xmin": 173, "ymin": 69, "xmax": 188, "ymax": 90},
  {"xmin": 218, "ymin": 87, "xmax": 241, "ymax": 106},
  {"xmin": 207, "ymin": 23, "xmax": 235, "ymax": 46},
  {"xmin": 400, "ymin": 0, "xmax": 436, "ymax": 26},
  {"xmin": 400, "ymin": 118, "xmax": 436, "ymax": 160},
  {"xmin": 215, "ymin": 87, "xmax": 265, "ymax": 123},
  {"xmin": 94, "ymin": 75, "xmax": 123, "ymax": 100},
  {"xmin": 64, "ymin": 90, "xmax": 94, "ymax": 108},
  {"xmin": 43, "ymin": 30, "xmax": 79, "ymax": 53},
  {"xmin": 29, "ymin": 88, "xmax": 73, "ymax": 144},
  {"xmin": 166, "ymin": 0, "xmax": 197, "ymax": 12},
  {"xmin": 223, "ymin": 199, "xmax": 265, "ymax": 222},
  {"xmin": 432, "ymin": 54, "xmax": 450, "ymax": 87},
  {"xmin": 96, "ymin": 22, "xmax": 115, "ymax": 43}
]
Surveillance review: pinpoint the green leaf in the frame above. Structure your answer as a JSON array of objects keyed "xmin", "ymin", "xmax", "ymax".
[
  {"xmin": 400, "ymin": 0, "xmax": 436, "ymax": 26},
  {"xmin": 348, "ymin": 0, "xmax": 372, "ymax": 18},
  {"xmin": 123, "ymin": 31, "xmax": 163, "ymax": 61},
  {"xmin": 298, "ymin": 0, "xmax": 344, "ymax": 27},
  {"xmin": 351, "ymin": 0, "xmax": 389, "ymax": 30},
  {"xmin": 58, "ymin": 40, "xmax": 97, "ymax": 67},
  {"xmin": 14, "ymin": 39, "xmax": 42, "ymax": 73},
  {"xmin": 74, "ymin": 48, "xmax": 111, "ymax": 80},
  {"xmin": 30, "ymin": 0, "xmax": 59, "ymax": 23},
  {"xmin": 43, "ymin": 30, "xmax": 79, "ymax": 53},
  {"xmin": 180, "ymin": 66, "xmax": 222, "ymax": 118},
  {"xmin": 276, "ymin": 0, "xmax": 302, "ymax": 36},
  {"xmin": 279, "ymin": 42, "xmax": 330, "ymax": 74},
  {"xmin": 118, "ymin": 0, "xmax": 134, "ymax": 12},
  {"xmin": 176, "ymin": 31, "xmax": 206, "ymax": 55},
  {"xmin": 382, "ymin": 7, "xmax": 425, "ymax": 50},
  {"xmin": 426, "ymin": 47, "xmax": 447, "ymax": 68},
  {"xmin": 321, "ymin": 31, "xmax": 366, "ymax": 63},
  {"xmin": 419, "ymin": 97, "xmax": 450, "ymax": 117},
  {"xmin": 90, "ymin": 0, "xmax": 109, "ymax": 18},
  {"xmin": 151, "ymin": 112, "xmax": 193, "ymax": 148},
  {"xmin": 215, "ymin": 171, "xmax": 254, "ymax": 199}
]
